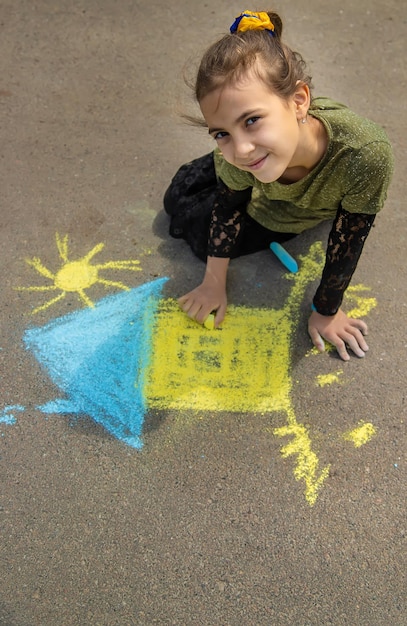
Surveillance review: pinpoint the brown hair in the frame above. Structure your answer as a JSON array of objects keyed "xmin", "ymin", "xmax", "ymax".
[{"xmin": 193, "ymin": 11, "xmax": 312, "ymax": 103}]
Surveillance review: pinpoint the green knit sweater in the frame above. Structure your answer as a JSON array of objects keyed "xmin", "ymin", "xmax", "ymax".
[{"xmin": 213, "ymin": 98, "xmax": 394, "ymax": 233}]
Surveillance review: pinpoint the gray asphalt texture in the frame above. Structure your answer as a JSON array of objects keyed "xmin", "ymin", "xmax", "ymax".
[{"xmin": 0, "ymin": 1, "xmax": 406, "ymax": 625}]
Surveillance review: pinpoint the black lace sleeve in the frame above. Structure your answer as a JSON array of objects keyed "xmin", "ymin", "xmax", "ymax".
[
  {"xmin": 312, "ymin": 206, "xmax": 376, "ymax": 316},
  {"xmin": 207, "ymin": 180, "xmax": 252, "ymax": 258}
]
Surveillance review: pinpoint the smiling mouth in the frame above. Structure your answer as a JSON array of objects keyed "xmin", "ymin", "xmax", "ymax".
[{"xmin": 244, "ymin": 156, "xmax": 267, "ymax": 170}]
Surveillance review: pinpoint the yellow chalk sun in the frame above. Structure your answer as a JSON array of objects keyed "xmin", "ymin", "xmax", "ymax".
[{"xmin": 16, "ymin": 233, "xmax": 142, "ymax": 314}]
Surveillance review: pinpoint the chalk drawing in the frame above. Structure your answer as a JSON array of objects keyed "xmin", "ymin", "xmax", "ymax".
[
  {"xmin": 345, "ymin": 284, "xmax": 377, "ymax": 318},
  {"xmin": 16, "ymin": 233, "xmax": 142, "ymax": 313},
  {"xmin": 343, "ymin": 422, "xmax": 377, "ymax": 448},
  {"xmin": 316, "ymin": 371, "xmax": 344, "ymax": 387},
  {"xmin": 0, "ymin": 405, "xmax": 25, "ymax": 425},
  {"xmin": 145, "ymin": 241, "xmax": 333, "ymax": 505},
  {"xmin": 24, "ymin": 279, "xmax": 168, "ymax": 449},
  {"xmin": 11, "ymin": 237, "xmax": 379, "ymax": 505}
]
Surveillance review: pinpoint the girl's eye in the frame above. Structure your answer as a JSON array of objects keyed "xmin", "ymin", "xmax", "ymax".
[
  {"xmin": 213, "ymin": 131, "xmax": 229, "ymax": 141},
  {"xmin": 246, "ymin": 116, "xmax": 260, "ymax": 127}
]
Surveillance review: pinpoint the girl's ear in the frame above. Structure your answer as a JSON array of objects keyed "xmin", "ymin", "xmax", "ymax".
[{"xmin": 293, "ymin": 82, "xmax": 311, "ymax": 120}]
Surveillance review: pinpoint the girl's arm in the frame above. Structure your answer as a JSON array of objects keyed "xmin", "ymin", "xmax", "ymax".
[
  {"xmin": 179, "ymin": 180, "xmax": 252, "ymax": 327},
  {"xmin": 308, "ymin": 206, "xmax": 376, "ymax": 360}
]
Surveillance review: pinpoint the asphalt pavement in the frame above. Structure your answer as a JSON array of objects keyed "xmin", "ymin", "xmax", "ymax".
[{"xmin": 0, "ymin": 1, "xmax": 406, "ymax": 624}]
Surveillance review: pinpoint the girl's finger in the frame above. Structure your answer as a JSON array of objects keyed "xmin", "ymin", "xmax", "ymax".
[
  {"xmin": 308, "ymin": 327, "xmax": 325, "ymax": 353},
  {"xmin": 349, "ymin": 318, "xmax": 369, "ymax": 335}
]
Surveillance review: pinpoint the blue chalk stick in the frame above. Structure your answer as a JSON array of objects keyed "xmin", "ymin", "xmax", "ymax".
[{"xmin": 270, "ymin": 242, "xmax": 298, "ymax": 273}]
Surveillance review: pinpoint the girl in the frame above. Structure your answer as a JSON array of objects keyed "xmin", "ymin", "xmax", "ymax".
[{"xmin": 164, "ymin": 10, "xmax": 394, "ymax": 361}]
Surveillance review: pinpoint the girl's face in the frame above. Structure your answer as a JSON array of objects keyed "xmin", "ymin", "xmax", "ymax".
[{"xmin": 200, "ymin": 69, "xmax": 309, "ymax": 184}]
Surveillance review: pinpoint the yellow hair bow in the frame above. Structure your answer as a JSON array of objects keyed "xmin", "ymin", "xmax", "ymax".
[{"xmin": 230, "ymin": 10, "xmax": 275, "ymax": 35}]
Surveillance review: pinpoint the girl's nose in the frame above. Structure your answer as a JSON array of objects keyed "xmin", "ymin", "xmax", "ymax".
[{"xmin": 233, "ymin": 135, "xmax": 255, "ymax": 159}]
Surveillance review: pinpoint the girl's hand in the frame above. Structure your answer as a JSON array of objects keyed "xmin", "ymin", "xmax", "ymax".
[
  {"xmin": 308, "ymin": 308, "xmax": 369, "ymax": 361},
  {"xmin": 178, "ymin": 256, "xmax": 230, "ymax": 328},
  {"xmin": 178, "ymin": 283, "xmax": 227, "ymax": 328}
]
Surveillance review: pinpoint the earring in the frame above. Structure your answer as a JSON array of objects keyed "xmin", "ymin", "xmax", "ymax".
[{"xmin": 301, "ymin": 117, "xmax": 307, "ymax": 124}]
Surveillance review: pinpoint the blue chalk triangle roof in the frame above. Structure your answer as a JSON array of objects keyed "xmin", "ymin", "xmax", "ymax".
[{"xmin": 24, "ymin": 278, "xmax": 168, "ymax": 448}]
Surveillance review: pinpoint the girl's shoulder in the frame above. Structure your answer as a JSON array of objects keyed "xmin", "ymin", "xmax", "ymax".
[
  {"xmin": 213, "ymin": 147, "xmax": 255, "ymax": 191},
  {"xmin": 310, "ymin": 97, "xmax": 391, "ymax": 149},
  {"xmin": 310, "ymin": 97, "xmax": 349, "ymax": 112}
]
